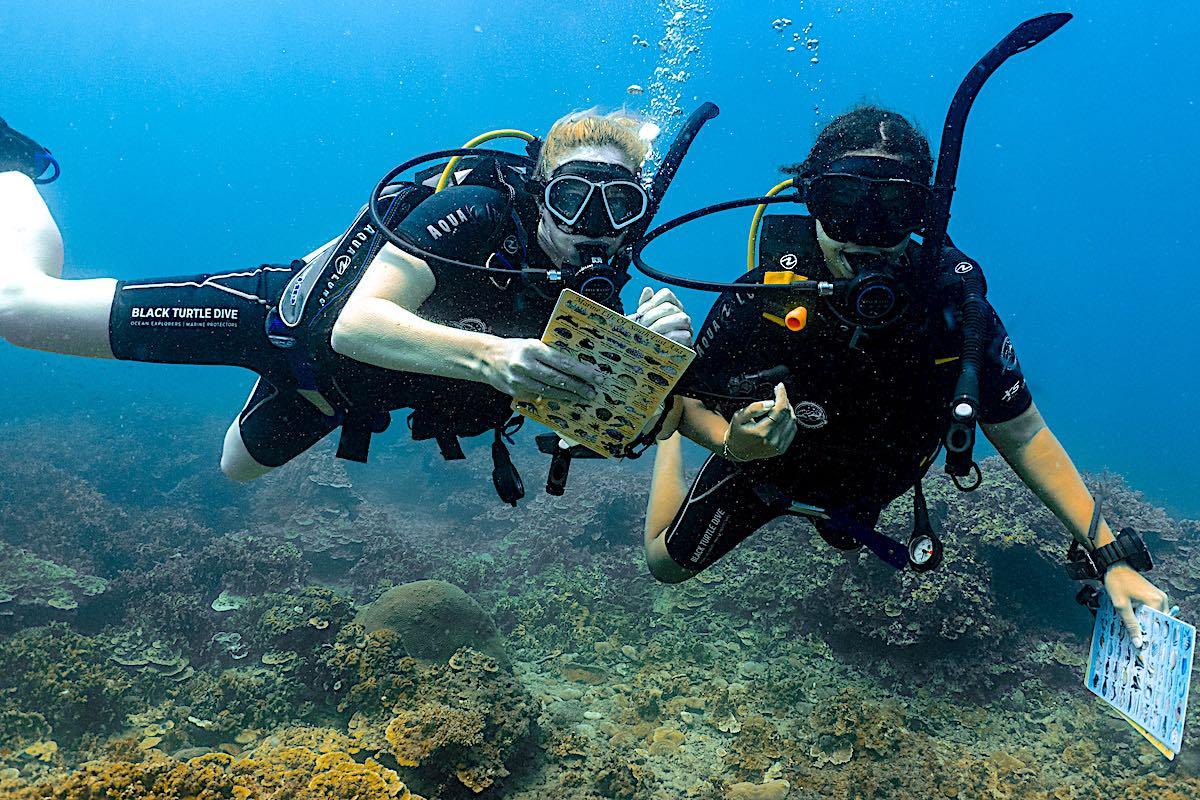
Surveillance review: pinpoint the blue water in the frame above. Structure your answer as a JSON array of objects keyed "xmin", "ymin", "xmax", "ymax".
[{"xmin": 1, "ymin": 1, "xmax": 1197, "ymax": 514}]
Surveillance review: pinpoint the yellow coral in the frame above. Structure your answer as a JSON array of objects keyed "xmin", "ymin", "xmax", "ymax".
[
  {"xmin": 1, "ymin": 738, "xmax": 413, "ymax": 800},
  {"xmin": 21, "ymin": 740, "xmax": 58, "ymax": 762},
  {"xmin": 383, "ymin": 702, "xmax": 484, "ymax": 768},
  {"xmin": 726, "ymin": 779, "xmax": 790, "ymax": 800}
]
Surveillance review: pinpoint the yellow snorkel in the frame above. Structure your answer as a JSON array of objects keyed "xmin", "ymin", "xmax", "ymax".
[{"xmin": 434, "ymin": 129, "xmax": 537, "ymax": 192}]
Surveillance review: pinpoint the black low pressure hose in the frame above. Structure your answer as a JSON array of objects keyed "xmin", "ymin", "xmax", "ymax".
[{"xmin": 944, "ymin": 266, "xmax": 987, "ymax": 488}]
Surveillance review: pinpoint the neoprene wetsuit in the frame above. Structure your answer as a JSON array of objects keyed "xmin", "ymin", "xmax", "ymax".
[
  {"xmin": 663, "ymin": 217, "xmax": 1033, "ymax": 571},
  {"xmin": 107, "ymin": 168, "xmax": 574, "ymax": 472}
]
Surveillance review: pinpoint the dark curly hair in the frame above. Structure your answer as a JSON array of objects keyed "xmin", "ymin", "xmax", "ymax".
[{"xmin": 784, "ymin": 105, "xmax": 934, "ymax": 183}]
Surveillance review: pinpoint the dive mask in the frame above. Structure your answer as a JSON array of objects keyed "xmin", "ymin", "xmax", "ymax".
[
  {"xmin": 803, "ymin": 155, "xmax": 930, "ymax": 248},
  {"xmin": 543, "ymin": 161, "xmax": 649, "ymax": 238}
]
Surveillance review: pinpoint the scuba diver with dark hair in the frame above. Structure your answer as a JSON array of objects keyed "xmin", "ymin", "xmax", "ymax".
[
  {"xmin": 633, "ymin": 15, "xmax": 1170, "ymax": 650},
  {"xmin": 0, "ymin": 109, "xmax": 696, "ymax": 505}
]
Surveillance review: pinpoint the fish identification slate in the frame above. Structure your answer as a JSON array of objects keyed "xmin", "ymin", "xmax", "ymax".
[
  {"xmin": 512, "ymin": 289, "xmax": 695, "ymax": 458},
  {"xmin": 1086, "ymin": 591, "xmax": 1195, "ymax": 757}
]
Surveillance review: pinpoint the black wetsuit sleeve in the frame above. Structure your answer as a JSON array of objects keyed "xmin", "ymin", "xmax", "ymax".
[
  {"xmin": 977, "ymin": 301, "xmax": 1034, "ymax": 424},
  {"xmin": 397, "ymin": 184, "xmax": 517, "ymax": 277}
]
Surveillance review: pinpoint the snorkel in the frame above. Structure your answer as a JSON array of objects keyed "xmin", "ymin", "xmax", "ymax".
[
  {"xmin": 631, "ymin": 12, "xmax": 1073, "ymax": 487},
  {"xmin": 925, "ymin": 12, "xmax": 1072, "ymax": 489}
]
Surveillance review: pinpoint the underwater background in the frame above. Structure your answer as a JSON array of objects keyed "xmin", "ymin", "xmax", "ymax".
[{"xmin": 1, "ymin": 1, "xmax": 1199, "ymax": 798}]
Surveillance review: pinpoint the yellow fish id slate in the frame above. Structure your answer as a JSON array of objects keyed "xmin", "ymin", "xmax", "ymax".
[{"xmin": 512, "ymin": 289, "xmax": 695, "ymax": 458}]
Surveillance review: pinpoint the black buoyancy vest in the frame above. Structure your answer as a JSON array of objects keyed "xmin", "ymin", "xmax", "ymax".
[
  {"xmin": 264, "ymin": 169, "xmax": 551, "ymax": 501},
  {"xmin": 688, "ymin": 214, "xmax": 986, "ymax": 505}
]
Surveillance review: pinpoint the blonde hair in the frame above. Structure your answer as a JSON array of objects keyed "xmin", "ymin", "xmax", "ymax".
[{"xmin": 535, "ymin": 108, "xmax": 652, "ymax": 179}]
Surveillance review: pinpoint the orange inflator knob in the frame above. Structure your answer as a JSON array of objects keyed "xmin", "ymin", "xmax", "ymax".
[{"xmin": 785, "ymin": 306, "xmax": 808, "ymax": 332}]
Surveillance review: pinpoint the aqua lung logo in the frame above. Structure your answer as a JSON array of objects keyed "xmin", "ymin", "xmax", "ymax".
[
  {"xmin": 779, "ymin": 253, "xmax": 798, "ymax": 269},
  {"xmin": 426, "ymin": 208, "xmax": 470, "ymax": 240},
  {"xmin": 318, "ymin": 224, "xmax": 375, "ymax": 307},
  {"xmin": 793, "ymin": 400, "xmax": 828, "ymax": 429},
  {"xmin": 954, "ymin": 261, "xmax": 974, "ymax": 274},
  {"xmin": 696, "ymin": 293, "xmax": 755, "ymax": 357},
  {"xmin": 502, "ymin": 235, "xmax": 519, "ymax": 255}
]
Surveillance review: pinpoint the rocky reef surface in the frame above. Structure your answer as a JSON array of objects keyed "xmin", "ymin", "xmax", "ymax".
[{"xmin": 0, "ymin": 413, "xmax": 1197, "ymax": 799}]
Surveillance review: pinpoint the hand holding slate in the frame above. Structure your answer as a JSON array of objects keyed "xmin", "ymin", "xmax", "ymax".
[
  {"xmin": 485, "ymin": 338, "xmax": 600, "ymax": 404},
  {"xmin": 1104, "ymin": 563, "xmax": 1171, "ymax": 649},
  {"xmin": 1086, "ymin": 592, "xmax": 1195, "ymax": 757},
  {"xmin": 631, "ymin": 286, "xmax": 693, "ymax": 347}
]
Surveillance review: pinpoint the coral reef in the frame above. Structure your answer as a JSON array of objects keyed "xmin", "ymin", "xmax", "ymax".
[
  {"xmin": 356, "ymin": 580, "xmax": 508, "ymax": 665},
  {"xmin": 3, "ymin": 414, "xmax": 1197, "ymax": 800},
  {"xmin": 2, "ymin": 740, "xmax": 419, "ymax": 800},
  {"xmin": 322, "ymin": 622, "xmax": 534, "ymax": 797},
  {"xmin": 0, "ymin": 624, "xmax": 147, "ymax": 749},
  {"xmin": 0, "ymin": 543, "xmax": 106, "ymax": 621}
]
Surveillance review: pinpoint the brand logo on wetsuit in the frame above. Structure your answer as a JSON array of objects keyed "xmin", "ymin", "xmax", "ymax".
[
  {"xmin": 779, "ymin": 253, "xmax": 798, "ymax": 269},
  {"xmin": 954, "ymin": 261, "xmax": 974, "ymax": 274},
  {"xmin": 502, "ymin": 235, "xmax": 519, "ymax": 255},
  {"xmin": 691, "ymin": 507, "xmax": 727, "ymax": 564},
  {"xmin": 793, "ymin": 400, "xmax": 828, "ymax": 429},
  {"xmin": 999, "ymin": 336, "xmax": 1018, "ymax": 372},
  {"xmin": 1002, "ymin": 379, "xmax": 1024, "ymax": 403},
  {"xmin": 317, "ymin": 223, "xmax": 376, "ymax": 307},
  {"xmin": 695, "ymin": 293, "xmax": 755, "ymax": 357},
  {"xmin": 129, "ymin": 307, "xmax": 240, "ymax": 325},
  {"xmin": 426, "ymin": 208, "xmax": 470, "ymax": 240}
]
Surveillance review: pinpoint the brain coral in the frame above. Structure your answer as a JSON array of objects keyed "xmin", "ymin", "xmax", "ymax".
[{"xmin": 355, "ymin": 580, "xmax": 507, "ymax": 666}]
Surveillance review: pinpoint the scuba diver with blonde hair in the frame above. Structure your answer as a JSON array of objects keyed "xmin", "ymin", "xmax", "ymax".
[
  {"xmin": 0, "ymin": 106, "xmax": 703, "ymax": 504},
  {"xmin": 631, "ymin": 15, "xmax": 1169, "ymax": 648}
]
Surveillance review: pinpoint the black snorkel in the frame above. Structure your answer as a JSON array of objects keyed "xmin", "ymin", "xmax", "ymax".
[
  {"xmin": 925, "ymin": 12, "xmax": 1072, "ymax": 490},
  {"xmin": 631, "ymin": 12, "xmax": 1073, "ymax": 485}
]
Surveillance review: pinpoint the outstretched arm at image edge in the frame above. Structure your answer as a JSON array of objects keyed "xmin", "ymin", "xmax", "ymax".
[
  {"xmin": 983, "ymin": 402, "xmax": 1169, "ymax": 642},
  {"xmin": 984, "ymin": 403, "xmax": 1119, "ymax": 548}
]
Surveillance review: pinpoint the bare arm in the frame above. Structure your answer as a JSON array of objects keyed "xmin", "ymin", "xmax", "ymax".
[
  {"xmin": 677, "ymin": 397, "xmax": 730, "ymax": 454},
  {"xmin": 984, "ymin": 402, "xmax": 1169, "ymax": 644},
  {"xmin": 332, "ymin": 243, "xmax": 500, "ymax": 380},
  {"xmin": 983, "ymin": 403, "xmax": 1117, "ymax": 547},
  {"xmin": 330, "ymin": 244, "xmax": 598, "ymax": 403}
]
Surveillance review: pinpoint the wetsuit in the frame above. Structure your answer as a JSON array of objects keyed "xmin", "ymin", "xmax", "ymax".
[
  {"xmin": 107, "ymin": 165, "xmax": 567, "ymax": 473},
  {"xmin": 663, "ymin": 217, "xmax": 1033, "ymax": 571}
]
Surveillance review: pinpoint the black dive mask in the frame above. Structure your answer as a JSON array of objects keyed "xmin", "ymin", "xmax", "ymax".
[
  {"xmin": 803, "ymin": 155, "xmax": 930, "ymax": 248},
  {"xmin": 542, "ymin": 161, "xmax": 649, "ymax": 239}
]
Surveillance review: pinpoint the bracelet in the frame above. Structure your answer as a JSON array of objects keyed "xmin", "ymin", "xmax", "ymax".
[{"xmin": 722, "ymin": 429, "xmax": 749, "ymax": 463}]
